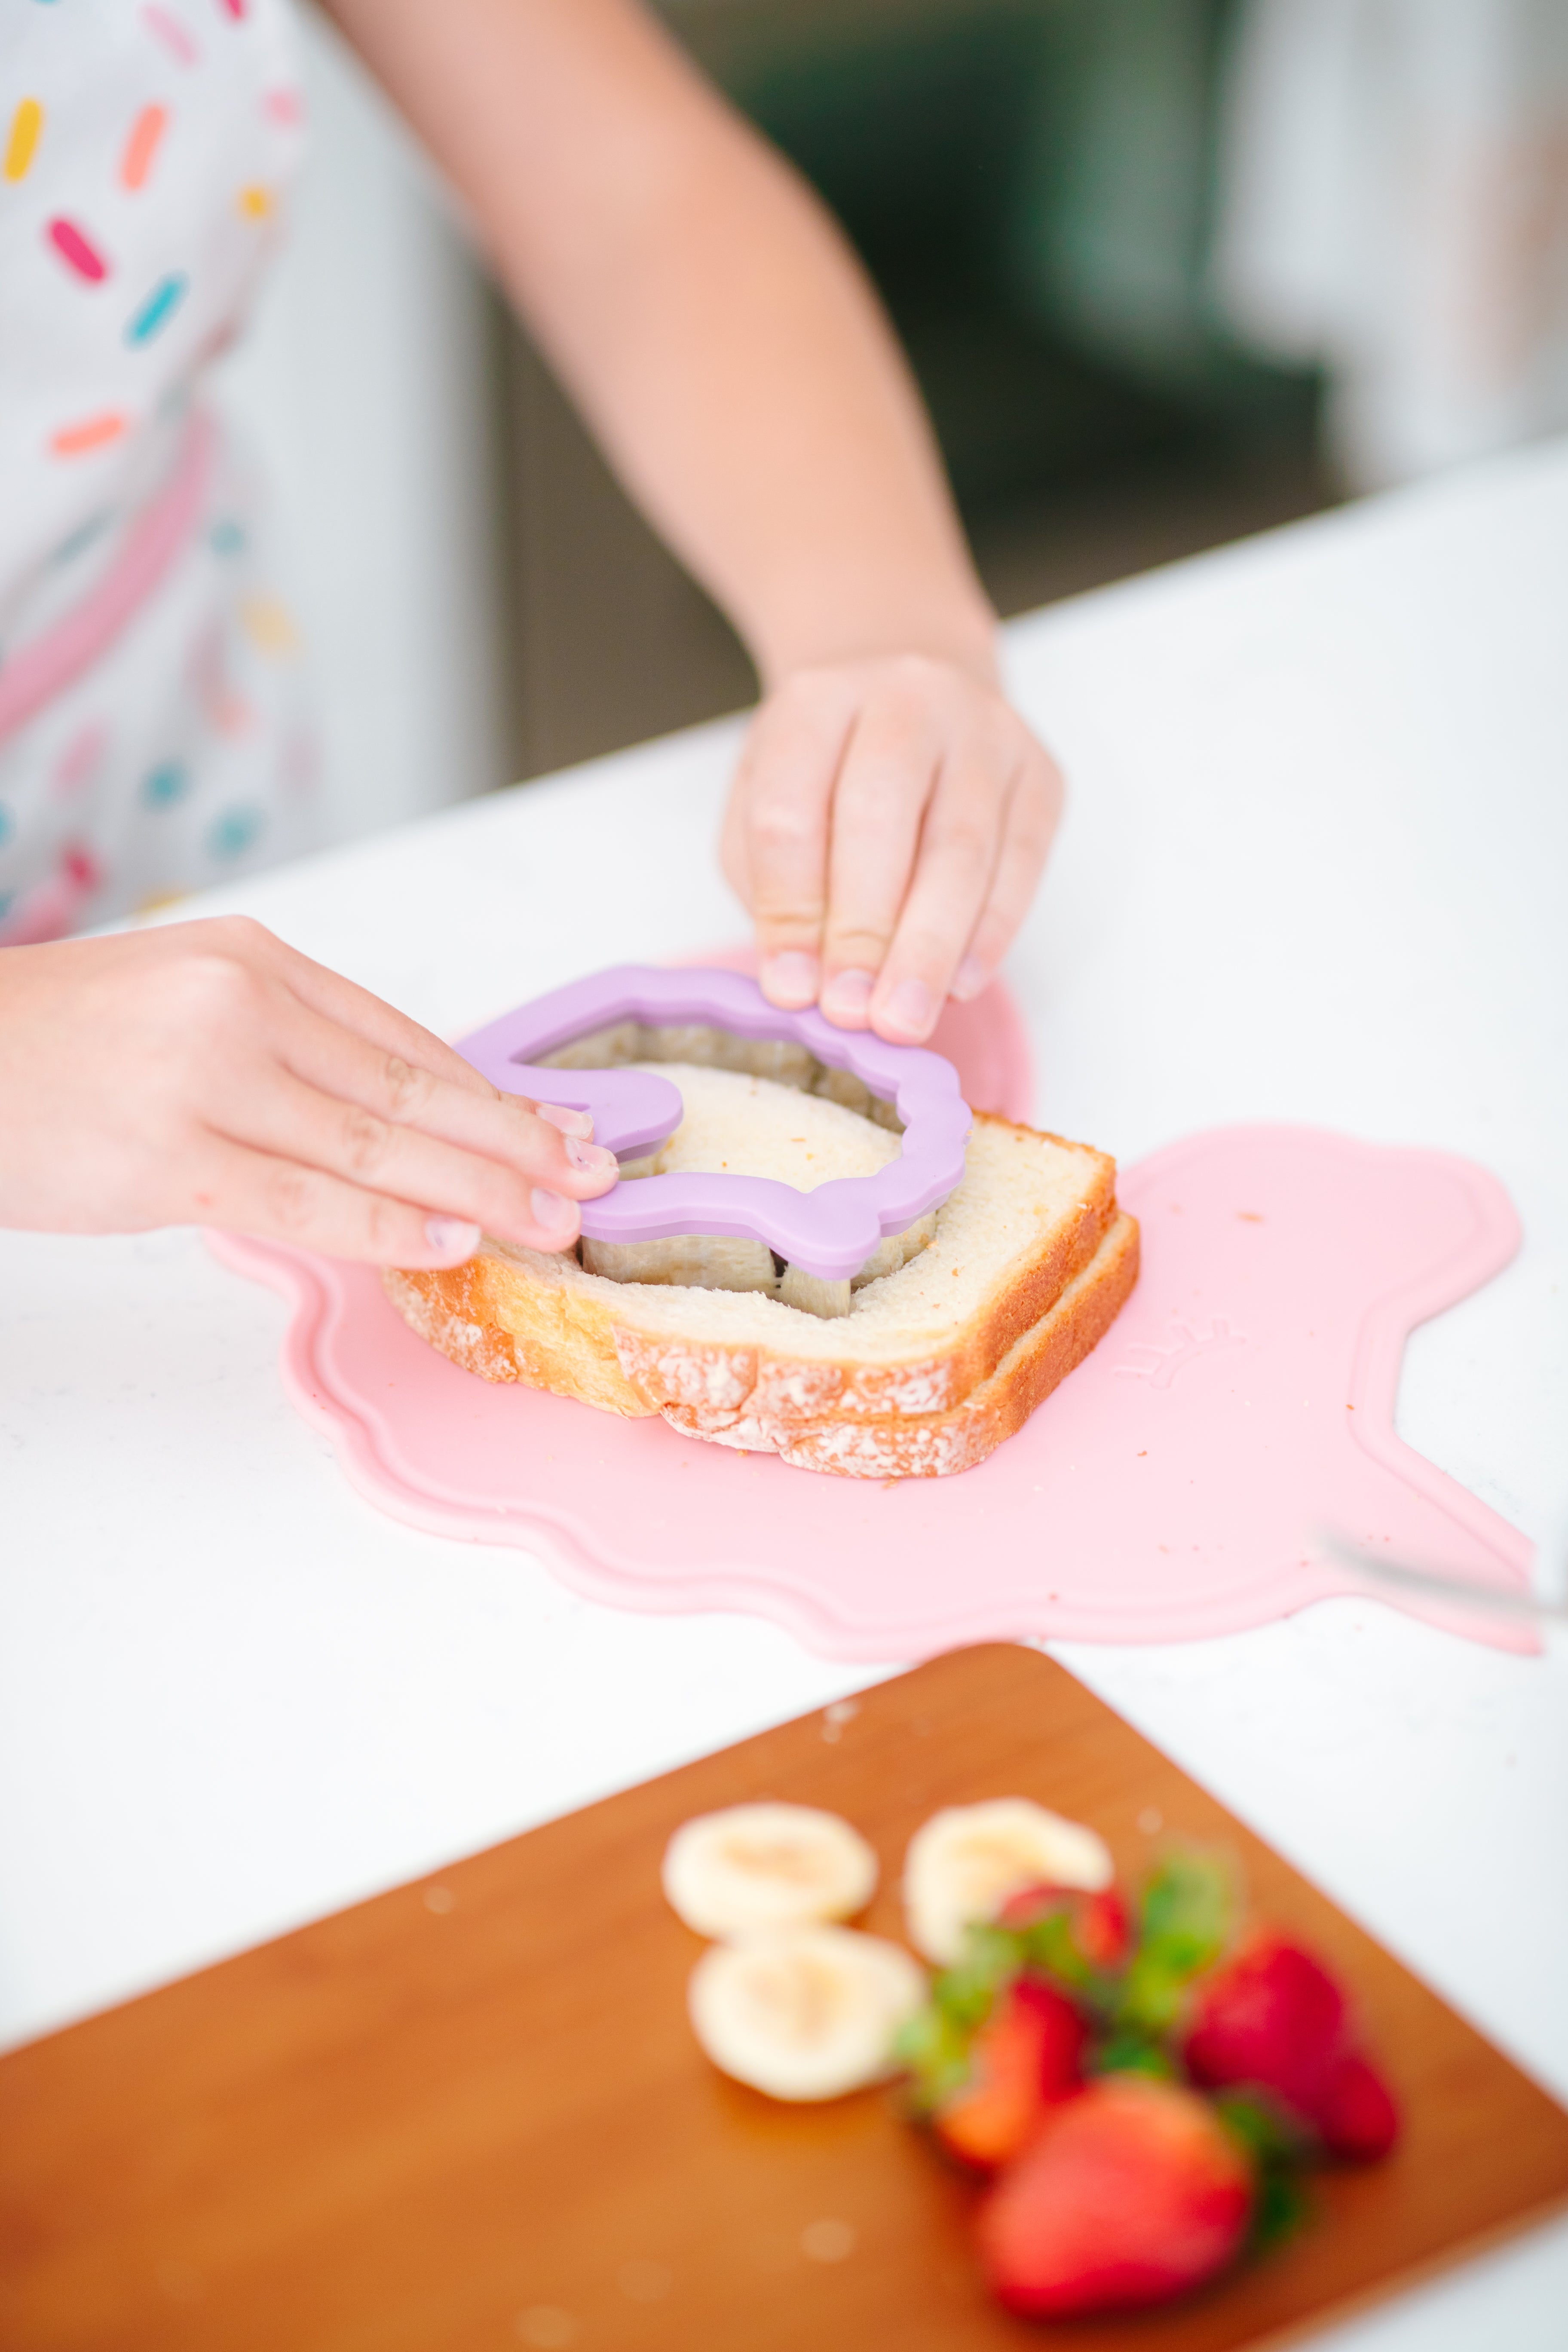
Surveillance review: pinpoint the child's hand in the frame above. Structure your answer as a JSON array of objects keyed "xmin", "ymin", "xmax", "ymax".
[
  {"xmin": 721, "ymin": 653, "xmax": 1063, "ymax": 1043},
  {"xmin": 0, "ymin": 919, "xmax": 619, "ymax": 1265}
]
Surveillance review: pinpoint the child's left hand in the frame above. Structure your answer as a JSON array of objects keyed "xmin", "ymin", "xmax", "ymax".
[{"xmin": 723, "ymin": 651, "xmax": 1062, "ymax": 1044}]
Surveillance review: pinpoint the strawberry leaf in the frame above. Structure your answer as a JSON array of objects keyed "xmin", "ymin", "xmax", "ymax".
[
  {"xmin": 1019, "ymin": 1905, "xmax": 1097, "ymax": 1997},
  {"xmin": 1212, "ymin": 2091, "xmax": 1316, "ymax": 2255},
  {"xmin": 933, "ymin": 1923, "xmax": 1026, "ymax": 2030},
  {"xmin": 1211, "ymin": 2089, "xmax": 1312, "ymax": 2168},
  {"xmin": 1250, "ymin": 2164, "xmax": 1315, "ymax": 2254},
  {"xmin": 893, "ymin": 2003, "xmax": 974, "ymax": 2112},
  {"xmin": 1090, "ymin": 2027, "xmax": 1178, "ymax": 2081},
  {"xmin": 1115, "ymin": 1850, "xmax": 1235, "ymax": 2035}
]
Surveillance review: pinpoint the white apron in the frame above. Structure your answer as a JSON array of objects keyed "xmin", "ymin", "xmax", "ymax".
[{"xmin": 0, "ymin": 0, "xmax": 317, "ymax": 942}]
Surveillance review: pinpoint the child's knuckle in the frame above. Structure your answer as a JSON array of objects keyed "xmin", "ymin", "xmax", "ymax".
[
  {"xmin": 362, "ymin": 1195, "xmax": 407, "ymax": 1261},
  {"xmin": 826, "ymin": 917, "xmax": 891, "ymax": 958},
  {"xmin": 939, "ymin": 816, "xmax": 993, "ymax": 875},
  {"xmin": 380, "ymin": 1054, "xmax": 433, "ymax": 1119},
  {"xmin": 340, "ymin": 1105, "xmax": 395, "ymax": 1178},
  {"xmin": 205, "ymin": 913, "xmax": 270, "ymax": 956},
  {"xmin": 265, "ymin": 1161, "xmax": 322, "ymax": 1236},
  {"xmin": 165, "ymin": 950, "xmax": 263, "ymax": 1034},
  {"xmin": 750, "ymin": 795, "xmax": 818, "ymax": 856}
]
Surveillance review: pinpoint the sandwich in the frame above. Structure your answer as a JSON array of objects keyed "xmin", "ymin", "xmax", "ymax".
[{"xmin": 384, "ymin": 1022, "xmax": 1138, "ymax": 1479}]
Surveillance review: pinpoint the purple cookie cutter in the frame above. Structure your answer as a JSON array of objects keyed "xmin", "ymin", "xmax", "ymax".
[{"xmin": 457, "ymin": 965, "xmax": 972, "ymax": 1283}]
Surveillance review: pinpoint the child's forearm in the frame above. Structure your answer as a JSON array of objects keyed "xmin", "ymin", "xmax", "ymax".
[
  {"xmin": 326, "ymin": 0, "xmax": 1060, "ymax": 1047},
  {"xmin": 323, "ymin": 0, "xmax": 997, "ymax": 689}
]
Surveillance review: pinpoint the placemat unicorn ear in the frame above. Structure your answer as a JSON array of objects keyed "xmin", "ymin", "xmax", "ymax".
[{"xmin": 456, "ymin": 965, "xmax": 972, "ymax": 1284}]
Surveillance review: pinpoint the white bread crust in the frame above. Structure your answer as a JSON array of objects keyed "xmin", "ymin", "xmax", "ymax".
[
  {"xmin": 383, "ymin": 1114, "xmax": 1137, "ymax": 1478},
  {"xmin": 658, "ymin": 1213, "xmax": 1140, "ymax": 1477}
]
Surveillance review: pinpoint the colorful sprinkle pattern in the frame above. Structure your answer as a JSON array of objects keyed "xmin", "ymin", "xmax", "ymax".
[
  {"xmin": 140, "ymin": 7, "xmax": 199, "ymax": 69},
  {"xmin": 47, "ymin": 214, "xmax": 108, "ymax": 280},
  {"xmin": 5, "ymin": 97, "xmax": 43, "ymax": 182},
  {"xmin": 126, "ymin": 270, "xmax": 187, "ymax": 344},
  {"xmin": 120, "ymin": 102, "xmax": 167, "ymax": 191},
  {"xmin": 49, "ymin": 411, "xmax": 127, "ymax": 457},
  {"xmin": 0, "ymin": 0, "xmax": 315, "ymax": 940}
]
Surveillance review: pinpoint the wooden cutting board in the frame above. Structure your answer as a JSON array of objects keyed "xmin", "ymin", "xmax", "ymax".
[{"xmin": 3, "ymin": 1645, "xmax": 1565, "ymax": 2352}]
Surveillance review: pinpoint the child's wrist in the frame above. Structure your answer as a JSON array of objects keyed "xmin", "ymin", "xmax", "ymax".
[{"xmin": 752, "ymin": 602, "xmax": 1001, "ymax": 691}]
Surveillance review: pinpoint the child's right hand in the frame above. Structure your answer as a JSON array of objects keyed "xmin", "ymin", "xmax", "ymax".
[{"xmin": 0, "ymin": 918, "xmax": 619, "ymax": 1266}]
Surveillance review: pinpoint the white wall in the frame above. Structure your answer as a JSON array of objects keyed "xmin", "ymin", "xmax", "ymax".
[{"xmin": 217, "ymin": 6, "xmax": 510, "ymax": 846}]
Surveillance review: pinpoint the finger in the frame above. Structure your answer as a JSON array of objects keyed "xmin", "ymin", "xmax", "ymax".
[
  {"xmin": 817, "ymin": 690, "xmax": 943, "ymax": 1028},
  {"xmin": 270, "ymin": 993, "xmax": 621, "ymax": 1193},
  {"xmin": 191, "ymin": 966, "xmax": 614, "ymax": 1194},
  {"xmin": 864, "ymin": 732, "xmax": 1006, "ymax": 1042},
  {"xmin": 728, "ymin": 677, "xmax": 858, "ymax": 1009},
  {"xmin": 195, "ymin": 916, "xmax": 498, "ymax": 1099},
  {"xmin": 187, "ymin": 1132, "xmax": 570, "ymax": 1268},
  {"xmin": 946, "ymin": 747, "xmax": 1064, "ymax": 1002},
  {"xmin": 206, "ymin": 1060, "xmax": 606, "ymax": 1250}
]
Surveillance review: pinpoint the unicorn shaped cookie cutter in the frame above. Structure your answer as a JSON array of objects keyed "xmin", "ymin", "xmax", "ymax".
[{"xmin": 456, "ymin": 965, "xmax": 972, "ymax": 1284}]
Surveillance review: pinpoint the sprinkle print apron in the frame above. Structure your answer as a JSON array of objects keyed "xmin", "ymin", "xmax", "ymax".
[{"xmin": 0, "ymin": 0, "xmax": 316, "ymax": 943}]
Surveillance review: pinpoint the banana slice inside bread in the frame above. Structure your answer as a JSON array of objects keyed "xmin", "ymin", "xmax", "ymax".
[{"xmin": 579, "ymin": 1063, "xmax": 931, "ymax": 1309}]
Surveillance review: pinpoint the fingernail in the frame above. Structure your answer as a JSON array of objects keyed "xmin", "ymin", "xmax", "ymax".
[
  {"xmin": 760, "ymin": 949, "xmax": 819, "ymax": 1007},
  {"xmin": 425, "ymin": 1216, "xmax": 481, "ymax": 1261},
  {"xmin": 565, "ymin": 1136, "xmax": 619, "ymax": 1177},
  {"xmin": 820, "ymin": 968, "xmax": 876, "ymax": 1025},
  {"xmin": 536, "ymin": 1101, "xmax": 593, "ymax": 1139},
  {"xmin": 879, "ymin": 977, "xmax": 934, "ymax": 1040},
  {"xmin": 530, "ymin": 1186, "xmax": 574, "ymax": 1232},
  {"xmin": 952, "ymin": 955, "xmax": 989, "ymax": 1002}
]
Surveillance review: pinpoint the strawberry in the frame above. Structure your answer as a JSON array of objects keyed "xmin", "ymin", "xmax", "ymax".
[
  {"xmin": 933, "ymin": 1975, "xmax": 1085, "ymax": 2172},
  {"xmin": 997, "ymin": 1881, "xmax": 1133, "ymax": 1973},
  {"xmin": 1185, "ymin": 1932, "xmax": 1345, "ymax": 2113},
  {"xmin": 1078, "ymin": 1886, "xmax": 1133, "ymax": 1972},
  {"xmin": 1185, "ymin": 1932, "xmax": 1399, "ymax": 2158},
  {"xmin": 1314, "ymin": 2049, "xmax": 1400, "ymax": 2161},
  {"xmin": 978, "ymin": 2075, "xmax": 1254, "ymax": 2318}
]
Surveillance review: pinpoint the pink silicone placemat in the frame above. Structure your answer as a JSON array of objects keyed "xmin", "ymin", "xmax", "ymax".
[{"xmin": 208, "ymin": 981, "xmax": 1534, "ymax": 1659}]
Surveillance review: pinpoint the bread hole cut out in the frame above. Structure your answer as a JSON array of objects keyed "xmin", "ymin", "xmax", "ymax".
[
  {"xmin": 570, "ymin": 1056, "xmax": 937, "ymax": 1316},
  {"xmin": 540, "ymin": 1020, "xmax": 906, "ymax": 1134}
]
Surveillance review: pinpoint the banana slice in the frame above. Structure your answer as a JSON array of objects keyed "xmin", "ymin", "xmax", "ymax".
[
  {"xmin": 662, "ymin": 1802, "xmax": 878, "ymax": 1937},
  {"xmin": 689, "ymin": 1923, "xmax": 926, "ymax": 2100},
  {"xmin": 581, "ymin": 1231, "xmax": 778, "ymax": 1292},
  {"xmin": 903, "ymin": 1799, "xmax": 1114, "ymax": 1964},
  {"xmin": 778, "ymin": 1265, "xmax": 853, "ymax": 1320},
  {"xmin": 852, "ymin": 1210, "xmax": 938, "ymax": 1290}
]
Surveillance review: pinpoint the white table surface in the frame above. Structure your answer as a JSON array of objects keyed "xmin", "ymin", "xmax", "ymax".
[{"xmin": 3, "ymin": 441, "xmax": 1566, "ymax": 2347}]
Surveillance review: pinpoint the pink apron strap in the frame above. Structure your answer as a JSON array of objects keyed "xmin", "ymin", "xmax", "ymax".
[
  {"xmin": 0, "ymin": 844, "xmax": 104, "ymax": 948},
  {"xmin": 0, "ymin": 407, "xmax": 216, "ymax": 747}
]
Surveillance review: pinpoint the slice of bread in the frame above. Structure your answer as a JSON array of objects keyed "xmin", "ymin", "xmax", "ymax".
[
  {"xmin": 659, "ymin": 1210, "xmax": 1139, "ymax": 1479},
  {"xmin": 384, "ymin": 1065, "xmax": 1139, "ymax": 1479}
]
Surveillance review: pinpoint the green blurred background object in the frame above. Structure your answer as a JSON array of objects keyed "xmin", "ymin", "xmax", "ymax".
[{"xmin": 503, "ymin": 0, "xmax": 1332, "ymax": 779}]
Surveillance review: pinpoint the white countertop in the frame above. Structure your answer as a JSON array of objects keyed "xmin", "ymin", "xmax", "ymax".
[{"xmin": 3, "ymin": 442, "xmax": 1566, "ymax": 2347}]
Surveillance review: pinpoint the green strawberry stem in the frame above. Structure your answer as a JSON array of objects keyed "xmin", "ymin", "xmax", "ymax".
[
  {"xmin": 1112, "ymin": 1850, "xmax": 1237, "ymax": 2037},
  {"xmin": 1212, "ymin": 2092, "xmax": 1317, "ymax": 2253}
]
